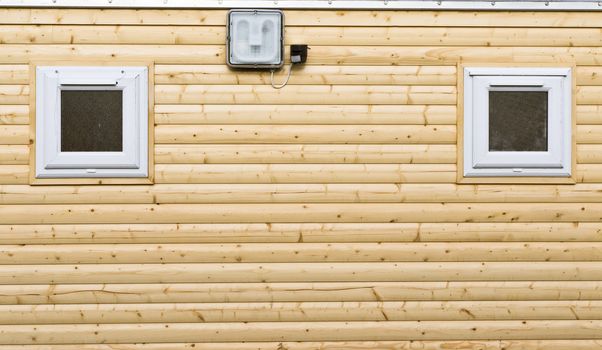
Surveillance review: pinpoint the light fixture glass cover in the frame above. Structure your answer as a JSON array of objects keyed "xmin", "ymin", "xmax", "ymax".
[{"xmin": 227, "ymin": 9, "xmax": 284, "ymax": 68}]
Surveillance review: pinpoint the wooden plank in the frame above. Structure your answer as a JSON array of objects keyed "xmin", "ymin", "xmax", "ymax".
[
  {"xmin": 0, "ymin": 145, "xmax": 28, "ymax": 165},
  {"xmin": 154, "ymin": 85, "xmax": 457, "ymax": 105},
  {"xmin": 151, "ymin": 184, "xmax": 602, "ymax": 204},
  {"xmin": 3, "ymin": 45, "xmax": 602, "ymax": 65},
  {"xmin": 0, "ymin": 165, "xmax": 28, "ymax": 185},
  {"xmin": 0, "ymin": 9, "xmax": 231, "ymax": 25},
  {"xmin": 283, "ymin": 27, "xmax": 602, "ymax": 47},
  {"xmin": 290, "ymin": 11, "xmax": 602, "ymax": 28},
  {"xmin": 2, "ymin": 242, "xmax": 602, "ymax": 264},
  {"xmin": 0, "ymin": 65, "xmax": 28, "ymax": 84},
  {"xmin": 2, "ymin": 203, "xmax": 602, "ymax": 225},
  {"xmin": 0, "ymin": 223, "xmax": 304, "ymax": 244},
  {"xmin": 3, "ymin": 262, "xmax": 602, "ymax": 284},
  {"xmin": 0, "ymin": 44, "xmax": 226, "ymax": 64},
  {"xmin": 0, "ymin": 85, "xmax": 28, "ymax": 105},
  {"xmin": 5, "ymin": 183, "xmax": 602, "ymax": 205},
  {"xmin": 577, "ymin": 105, "xmax": 602, "ymax": 125},
  {"xmin": 578, "ymin": 145, "xmax": 602, "ymax": 163},
  {"xmin": 2, "ymin": 281, "xmax": 602, "ymax": 304},
  {"xmin": 2, "ymin": 9, "xmax": 602, "ymax": 28},
  {"xmin": 1, "ymin": 300, "xmax": 601, "ymax": 324},
  {"xmin": 155, "ymin": 65, "xmax": 457, "ymax": 85},
  {"xmin": 154, "ymin": 125, "xmax": 456, "ymax": 144},
  {"xmin": 577, "ymin": 125, "xmax": 602, "ymax": 143},
  {"xmin": 154, "ymin": 144, "xmax": 457, "ymax": 164},
  {"xmin": 577, "ymin": 67, "xmax": 602, "ymax": 86},
  {"xmin": 154, "ymin": 105, "xmax": 457, "ymax": 125},
  {"xmin": 0, "ymin": 185, "xmax": 154, "ymax": 204},
  {"xmin": 298, "ymin": 46, "xmax": 602, "ymax": 65},
  {"xmin": 6, "ymin": 182, "xmax": 602, "ymax": 205},
  {"xmin": 1, "ymin": 321, "xmax": 602, "ymax": 344},
  {"xmin": 10, "ymin": 26, "xmax": 602, "ymax": 47},
  {"xmin": 303, "ymin": 223, "xmax": 602, "ymax": 242},
  {"xmin": 0, "ymin": 25, "xmax": 226, "ymax": 45},
  {"xmin": 0, "ymin": 105, "xmax": 29, "ymax": 125},
  {"xmin": 1, "ymin": 341, "xmax": 602, "ymax": 350},
  {"xmin": 0, "ymin": 341, "xmax": 601, "ymax": 350},
  {"xmin": 577, "ymin": 164, "xmax": 602, "ymax": 182},
  {"xmin": 0, "ymin": 223, "xmax": 601, "ymax": 245},
  {"xmin": 154, "ymin": 164, "xmax": 457, "ymax": 184},
  {"xmin": 0, "ymin": 126, "xmax": 28, "ymax": 145},
  {"xmin": 577, "ymin": 86, "xmax": 602, "ymax": 105}
]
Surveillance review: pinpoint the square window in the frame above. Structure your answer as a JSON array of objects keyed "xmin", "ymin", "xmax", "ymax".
[
  {"xmin": 35, "ymin": 66, "xmax": 148, "ymax": 178},
  {"xmin": 489, "ymin": 91, "xmax": 548, "ymax": 152},
  {"xmin": 463, "ymin": 67, "xmax": 572, "ymax": 177},
  {"xmin": 60, "ymin": 90, "xmax": 123, "ymax": 152}
]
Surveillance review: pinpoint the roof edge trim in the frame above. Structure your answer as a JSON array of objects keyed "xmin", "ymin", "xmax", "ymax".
[{"xmin": 1, "ymin": 0, "xmax": 602, "ymax": 11}]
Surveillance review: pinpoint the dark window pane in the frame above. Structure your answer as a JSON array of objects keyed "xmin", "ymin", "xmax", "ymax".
[
  {"xmin": 61, "ymin": 90, "xmax": 123, "ymax": 152},
  {"xmin": 489, "ymin": 91, "xmax": 548, "ymax": 152}
]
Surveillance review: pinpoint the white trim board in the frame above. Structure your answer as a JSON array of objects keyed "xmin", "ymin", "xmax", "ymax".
[
  {"xmin": 36, "ymin": 66, "xmax": 149, "ymax": 179},
  {"xmin": 463, "ymin": 67, "xmax": 572, "ymax": 178},
  {"xmin": 1, "ymin": 0, "xmax": 602, "ymax": 11}
]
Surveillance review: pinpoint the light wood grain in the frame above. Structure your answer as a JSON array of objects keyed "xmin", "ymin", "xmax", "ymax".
[
  {"xmin": 577, "ymin": 67, "xmax": 602, "ymax": 85},
  {"xmin": 0, "ymin": 146, "xmax": 28, "ymax": 165},
  {"xmin": 2, "ymin": 281, "xmax": 602, "ymax": 304},
  {"xmin": 1, "ymin": 203, "xmax": 602, "ymax": 225},
  {"xmin": 1, "ymin": 321, "xmax": 602, "ymax": 344},
  {"xmin": 1, "ymin": 242, "xmax": 601, "ymax": 264},
  {"xmin": 0, "ymin": 105, "xmax": 29, "ymax": 125},
  {"xmin": 9, "ymin": 26, "xmax": 602, "ymax": 47},
  {"xmin": 0, "ymin": 340, "xmax": 601, "ymax": 350},
  {"xmin": 0, "ymin": 165, "xmax": 28, "ymax": 185},
  {"xmin": 577, "ymin": 86, "xmax": 602, "ymax": 105},
  {"xmin": 0, "ymin": 44, "xmax": 225, "ymax": 64},
  {"xmin": 1, "ymin": 300, "xmax": 601, "ymax": 324},
  {"xmin": 154, "ymin": 164, "xmax": 457, "ymax": 183},
  {"xmin": 3, "ymin": 262, "xmax": 602, "ymax": 284},
  {"xmin": 577, "ymin": 125, "xmax": 602, "ymax": 143},
  {"xmin": 154, "ymin": 125, "xmax": 456, "ymax": 144},
  {"xmin": 0, "ymin": 222, "xmax": 601, "ymax": 244},
  {"xmin": 0, "ymin": 86, "xmax": 28, "ymax": 105},
  {"xmin": 0, "ymin": 65, "xmax": 28, "ymax": 84},
  {"xmin": 154, "ymin": 85, "xmax": 457, "ymax": 105},
  {"xmin": 0, "ymin": 126, "xmax": 28, "ymax": 145},
  {"xmin": 8, "ymin": 183, "xmax": 602, "ymax": 205},
  {"xmin": 155, "ymin": 65, "xmax": 457, "ymax": 85},
  {"xmin": 2, "ymin": 9, "xmax": 602, "ymax": 28},
  {"xmin": 577, "ymin": 105, "xmax": 602, "ymax": 124},
  {"xmin": 154, "ymin": 104, "xmax": 457, "ymax": 125},
  {"xmin": 3, "ymin": 45, "xmax": 602, "ymax": 65},
  {"xmin": 577, "ymin": 164, "xmax": 602, "ymax": 182},
  {"xmin": 150, "ymin": 183, "xmax": 602, "ymax": 203},
  {"xmin": 283, "ymin": 27, "xmax": 602, "ymax": 47},
  {"xmin": 154, "ymin": 144, "xmax": 457, "ymax": 164},
  {"xmin": 578, "ymin": 145, "xmax": 602, "ymax": 163},
  {"xmin": 6, "ymin": 8, "xmax": 602, "ymax": 348}
]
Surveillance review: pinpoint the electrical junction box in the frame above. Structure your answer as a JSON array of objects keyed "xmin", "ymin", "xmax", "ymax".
[{"xmin": 290, "ymin": 44, "xmax": 308, "ymax": 64}]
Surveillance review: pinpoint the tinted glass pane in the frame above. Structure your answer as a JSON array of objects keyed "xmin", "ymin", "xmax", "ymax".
[
  {"xmin": 61, "ymin": 90, "xmax": 123, "ymax": 152},
  {"xmin": 489, "ymin": 91, "xmax": 548, "ymax": 152}
]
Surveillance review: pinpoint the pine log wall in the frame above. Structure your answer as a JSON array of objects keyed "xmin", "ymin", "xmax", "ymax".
[{"xmin": 1, "ymin": 8, "xmax": 602, "ymax": 349}]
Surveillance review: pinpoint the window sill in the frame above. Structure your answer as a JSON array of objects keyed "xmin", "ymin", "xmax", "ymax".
[
  {"xmin": 456, "ymin": 175, "xmax": 576, "ymax": 185},
  {"xmin": 29, "ymin": 176, "xmax": 154, "ymax": 186}
]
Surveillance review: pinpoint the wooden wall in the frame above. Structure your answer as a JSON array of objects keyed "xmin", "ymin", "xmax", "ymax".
[{"xmin": 1, "ymin": 8, "xmax": 602, "ymax": 349}]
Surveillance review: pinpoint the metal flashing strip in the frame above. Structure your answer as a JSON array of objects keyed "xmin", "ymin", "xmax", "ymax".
[{"xmin": 0, "ymin": 0, "xmax": 602, "ymax": 11}]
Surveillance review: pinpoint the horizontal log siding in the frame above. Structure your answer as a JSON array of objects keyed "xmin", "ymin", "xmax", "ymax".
[{"xmin": 1, "ymin": 8, "xmax": 602, "ymax": 349}]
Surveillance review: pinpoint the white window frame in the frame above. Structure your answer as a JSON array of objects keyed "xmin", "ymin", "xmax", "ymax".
[
  {"xmin": 463, "ymin": 67, "xmax": 572, "ymax": 177},
  {"xmin": 36, "ymin": 66, "xmax": 148, "ymax": 178}
]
